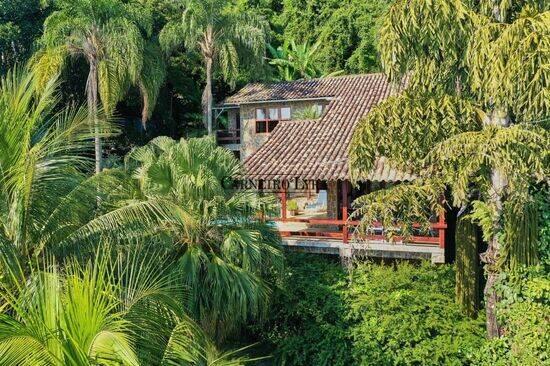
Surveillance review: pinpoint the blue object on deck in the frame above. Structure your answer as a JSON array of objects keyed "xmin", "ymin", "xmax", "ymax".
[{"xmin": 306, "ymin": 190, "xmax": 327, "ymax": 210}]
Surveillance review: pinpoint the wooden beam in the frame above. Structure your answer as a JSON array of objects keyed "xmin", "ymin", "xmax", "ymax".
[
  {"xmin": 438, "ymin": 210, "xmax": 446, "ymax": 249},
  {"xmin": 280, "ymin": 180, "xmax": 287, "ymax": 221}
]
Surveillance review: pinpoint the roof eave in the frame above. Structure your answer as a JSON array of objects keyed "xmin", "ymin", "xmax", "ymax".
[{"xmin": 218, "ymin": 96, "xmax": 335, "ymax": 108}]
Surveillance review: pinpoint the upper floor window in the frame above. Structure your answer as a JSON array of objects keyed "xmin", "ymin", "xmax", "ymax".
[
  {"xmin": 314, "ymin": 104, "xmax": 324, "ymax": 116},
  {"xmin": 255, "ymin": 107, "xmax": 291, "ymax": 133}
]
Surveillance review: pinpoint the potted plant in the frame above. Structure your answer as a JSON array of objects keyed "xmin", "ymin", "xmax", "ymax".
[{"xmin": 287, "ymin": 199, "xmax": 299, "ymax": 216}]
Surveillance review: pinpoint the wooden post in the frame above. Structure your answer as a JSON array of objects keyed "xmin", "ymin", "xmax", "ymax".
[
  {"xmin": 342, "ymin": 180, "xmax": 349, "ymax": 244},
  {"xmin": 280, "ymin": 180, "xmax": 287, "ymax": 221},
  {"xmin": 438, "ymin": 210, "xmax": 446, "ymax": 249}
]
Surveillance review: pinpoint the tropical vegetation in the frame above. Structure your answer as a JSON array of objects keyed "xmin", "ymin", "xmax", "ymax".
[
  {"xmin": 267, "ymin": 40, "xmax": 343, "ymax": 81},
  {"xmin": 0, "ymin": 0, "xmax": 548, "ymax": 364},
  {"xmin": 251, "ymin": 254, "xmax": 524, "ymax": 366},
  {"xmin": 349, "ymin": 0, "xmax": 549, "ymax": 337},
  {"xmin": 32, "ymin": 0, "xmax": 165, "ymax": 173},
  {"xmin": 159, "ymin": 0, "xmax": 269, "ymax": 135}
]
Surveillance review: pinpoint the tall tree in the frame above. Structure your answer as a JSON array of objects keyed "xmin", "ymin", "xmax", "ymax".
[
  {"xmin": 0, "ymin": 69, "xmax": 175, "ymax": 262},
  {"xmin": 32, "ymin": 0, "xmax": 165, "ymax": 174},
  {"xmin": 123, "ymin": 136, "xmax": 282, "ymax": 339},
  {"xmin": 159, "ymin": 0, "xmax": 269, "ymax": 135},
  {"xmin": 267, "ymin": 40, "xmax": 343, "ymax": 81},
  {"xmin": 349, "ymin": 0, "xmax": 549, "ymax": 337}
]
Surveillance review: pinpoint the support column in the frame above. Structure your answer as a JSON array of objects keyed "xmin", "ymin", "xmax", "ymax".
[
  {"xmin": 327, "ymin": 181, "xmax": 338, "ymax": 219},
  {"xmin": 438, "ymin": 210, "xmax": 446, "ymax": 249},
  {"xmin": 280, "ymin": 180, "xmax": 287, "ymax": 221},
  {"xmin": 342, "ymin": 180, "xmax": 349, "ymax": 244}
]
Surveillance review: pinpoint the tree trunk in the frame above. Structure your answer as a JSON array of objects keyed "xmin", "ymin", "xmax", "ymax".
[
  {"xmin": 203, "ymin": 56, "xmax": 214, "ymax": 135},
  {"xmin": 139, "ymin": 80, "xmax": 149, "ymax": 131},
  {"xmin": 455, "ymin": 217, "xmax": 480, "ymax": 317},
  {"xmin": 87, "ymin": 58, "xmax": 101, "ymax": 174},
  {"xmin": 481, "ymin": 109, "xmax": 509, "ymax": 338}
]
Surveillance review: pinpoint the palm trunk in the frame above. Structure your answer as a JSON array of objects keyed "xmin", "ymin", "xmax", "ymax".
[
  {"xmin": 139, "ymin": 80, "xmax": 149, "ymax": 131},
  {"xmin": 481, "ymin": 109, "xmax": 509, "ymax": 338},
  {"xmin": 87, "ymin": 57, "xmax": 101, "ymax": 174},
  {"xmin": 204, "ymin": 56, "xmax": 213, "ymax": 135}
]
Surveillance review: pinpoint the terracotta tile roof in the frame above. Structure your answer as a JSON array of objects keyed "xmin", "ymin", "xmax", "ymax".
[
  {"xmin": 222, "ymin": 77, "xmax": 340, "ymax": 105},
  {"xmin": 233, "ymin": 73, "xmax": 412, "ymax": 181}
]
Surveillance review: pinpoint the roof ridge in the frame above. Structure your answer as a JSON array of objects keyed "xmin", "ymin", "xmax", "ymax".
[{"xmin": 244, "ymin": 72, "xmax": 385, "ymax": 87}]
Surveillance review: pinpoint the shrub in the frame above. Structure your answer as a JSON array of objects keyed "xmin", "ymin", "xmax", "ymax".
[
  {"xmin": 347, "ymin": 262, "xmax": 486, "ymax": 366},
  {"xmin": 251, "ymin": 253, "xmax": 353, "ymax": 366},
  {"xmin": 472, "ymin": 266, "xmax": 550, "ymax": 365},
  {"xmin": 287, "ymin": 199, "xmax": 299, "ymax": 212},
  {"xmin": 252, "ymin": 255, "xmax": 490, "ymax": 366}
]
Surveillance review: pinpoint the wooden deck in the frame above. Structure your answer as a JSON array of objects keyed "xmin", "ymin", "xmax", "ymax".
[
  {"xmin": 281, "ymin": 236, "xmax": 445, "ymax": 264},
  {"xmin": 272, "ymin": 217, "xmax": 446, "ymax": 264}
]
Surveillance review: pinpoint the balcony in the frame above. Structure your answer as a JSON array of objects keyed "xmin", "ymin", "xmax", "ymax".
[{"xmin": 216, "ymin": 129, "xmax": 240, "ymax": 145}]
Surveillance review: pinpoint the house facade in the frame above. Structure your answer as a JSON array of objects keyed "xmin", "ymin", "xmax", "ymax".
[{"xmin": 214, "ymin": 74, "xmax": 447, "ymax": 263}]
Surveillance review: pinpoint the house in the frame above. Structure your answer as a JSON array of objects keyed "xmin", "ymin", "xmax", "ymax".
[{"xmin": 214, "ymin": 74, "xmax": 447, "ymax": 263}]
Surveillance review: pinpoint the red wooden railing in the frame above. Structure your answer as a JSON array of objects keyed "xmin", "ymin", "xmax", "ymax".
[
  {"xmin": 274, "ymin": 180, "xmax": 447, "ymax": 248},
  {"xmin": 271, "ymin": 217, "xmax": 447, "ymax": 248},
  {"xmin": 216, "ymin": 129, "xmax": 240, "ymax": 144}
]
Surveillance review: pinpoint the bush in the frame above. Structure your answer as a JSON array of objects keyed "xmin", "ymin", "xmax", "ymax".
[
  {"xmin": 251, "ymin": 253, "xmax": 353, "ymax": 366},
  {"xmin": 287, "ymin": 199, "xmax": 299, "ymax": 212},
  {"xmin": 252, "ymin": 255, "xmax": 489, "ymax": 365},
  {"xmin": 472, "ymin": 267, "xmax": 550, "ymax": 366},
  {"xmin": 347, "ymin": 262, "xmax": 486, "ymax": 366}
]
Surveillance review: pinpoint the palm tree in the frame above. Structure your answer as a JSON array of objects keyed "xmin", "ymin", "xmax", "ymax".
[
  {"xmin": 159, "ymin": 0, "xmax": 269, "ymax": 135},
  {"xmin": 32, "ymin": 0, "xmax": 166, "ymax": 174},
  {"xmin": 123, "ymin": 136, "xmax": 282, "ymax": 339},
  {"xmin": 268, "ymin": 40, "xmax": 344, "ymax": 81},
  {"xmin": 0, "ymin": 68, "xmax": 173, "ymax": 262},
  {"xmin": 0, "ymin": 246, "xmax": 255, "ymax": 365},
  {"xmin": 0, "ymin": 68, "xmax": 101, "ymax": 258}
]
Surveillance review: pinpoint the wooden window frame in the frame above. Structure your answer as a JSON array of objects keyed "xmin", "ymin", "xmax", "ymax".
[{"xmin": 255, "ymin": 107, "xmax": 291, "ymax": 134}]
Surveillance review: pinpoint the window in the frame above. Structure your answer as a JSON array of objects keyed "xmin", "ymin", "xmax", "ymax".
[
  {"xmin": 255, "ymin": 107, "xmax": 291, "ymax": 133},
  {"xmin": 255, "ymin": 108, "xmax": 266, "ymax": 120},
  {"xmin": 255, "ymin": 121, "xmax": 267, "ymax": 133},
  {"xmin": 280, "ymin": 107, "xmax": 291, "ymax": 120},
  {"xmin": 313, "ymin": 104, "xmax": 324, "ymax": 116},
  {"xmin": 269, "ymin": 108, "xmax": 278, "ymax": 120}
]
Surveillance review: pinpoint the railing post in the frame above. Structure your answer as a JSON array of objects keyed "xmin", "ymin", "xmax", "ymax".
[
  {"xmin": 280, "ymin": 180, "xmax": 287, "ymax": 221},
  {"xmin": 342, "ymin": 180, "xmax": 349, "ymax": 244}
]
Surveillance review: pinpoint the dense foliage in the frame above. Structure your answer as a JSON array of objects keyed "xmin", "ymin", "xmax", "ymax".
[
  {"xmin": 272, "ymin": 0, "xmax": 392, "ymax": 73},
  {"xmin": 349, "ymin": 0, "xmax": 549, "ymax": 337},
  {"xmin": 348, "ymin": 262, "xmax": 485, "ymax": 365},
  {"xmin": 267, "ymin": 40, "xmax": 344, "ymax": 81},
  {"xmin": 251, "ymin": 254, "xmax": 352, "ymax": 366},
  {"xmin": 252, "ymin": 254, "xmax": 488, "ymax": 366},
  {"xmin": 473, "ymin": 267, "xmax": 550, "ymax": 365},
  {"xmin": 0, "ymin": 0, "xmax": 47, "ymax": 74}
]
